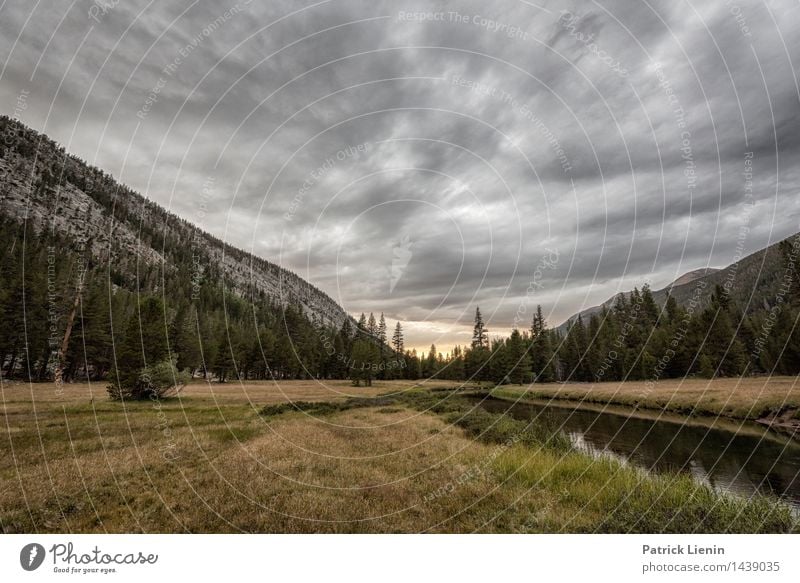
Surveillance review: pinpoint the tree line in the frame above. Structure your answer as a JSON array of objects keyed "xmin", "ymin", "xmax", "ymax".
[
  {"xmin": 415, "ymin": 241, "xmax": 800, "ymax": 384},
  {"xmin": 0, "ymin": 219, "xmax": 418, "ymax": 397},
  {"xmin": 2, "ymin": 217, "xmax": 799, "ymax": 396}
]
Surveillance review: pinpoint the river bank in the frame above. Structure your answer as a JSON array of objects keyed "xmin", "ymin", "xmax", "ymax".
[{"xmin": 489, "ymin": 376, "xmax": 800, "ymax": 434}]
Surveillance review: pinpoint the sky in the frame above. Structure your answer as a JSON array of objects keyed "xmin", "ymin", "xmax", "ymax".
[{"xmin": 1, "ymin": 0, "xmax": 799, "ymax": 352}]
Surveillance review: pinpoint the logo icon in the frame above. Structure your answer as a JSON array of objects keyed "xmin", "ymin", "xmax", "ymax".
[{"xmin": 20, "ymin": 543, "xmax": 46, "ymax": 571}]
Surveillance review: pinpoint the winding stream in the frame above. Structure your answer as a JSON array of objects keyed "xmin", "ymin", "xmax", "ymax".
[{"xmin": 477, "ymin": 396, "xmax": 800, "ymax": 510}]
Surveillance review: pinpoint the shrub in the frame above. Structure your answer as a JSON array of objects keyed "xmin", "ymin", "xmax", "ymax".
[{"xmin": 107, "ymin": 358, "xmax": 189, "ymax": 400}]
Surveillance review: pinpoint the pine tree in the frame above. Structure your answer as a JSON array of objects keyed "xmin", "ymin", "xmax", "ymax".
[
  {"xmin": 488, "ymin": 338, "xmax": 509, "ymax": 384},
  {"xmin": 779, "ymin": 238, "xmax": 800, "ymax": 302},
  {"xmin": 640, "ymin": 283, "xmax": 660, "ymax": 327},
  {"xmin": 699, "ymin": 285, "xmax": 746, "ymax": 376},
  {"xmin": 338, "ymin": 319, "xmax": 354, "ymax": 363},
  {"xmin": 573, "ymin": 315, "xmax": 591, "ymax": 381},
  {"xmin": 531, "ymin": 305, "xmax": 545, "ymax": 338},
  {"xmin": 699, "ymin": 353, "xmax": 715, "ymax": 378},
  {"xmin": 562, "ymin": 317, "xmax": 588, "ymax": 381},
  {"xmin": 540, "ymin": 330, "xmax": 557, "ymax": 382},
  {"xmin": 530, "ymin": 305, "xmax": 555, "ymax": 382},
  {"xmin": 272, "ymin": 333, "xmax": 292, "ymax": 379},
  {"xmin": 212, "ymin": 326, "xmax": 238, "ymax": 383},
  {"xmin": 340, "ymin": 318, "xmax": 354, "ymax": 342},
  {"xmin": 325, "ymin": 330, "xmax": 347, "ymax": 379},
  {"xmin": 465, "ymin": 344, "xmax": 490, "ymax": 383},
  {"xmin": 357, "ymin": 313, "xmax": 368, "ymax": 339},
  {"xmin": 612, "ymin": 292, "xmax": 628, "ymax": 317},
  {"xmin": 378, "ymin": 313, "xmax": 387, "ymax": 346},
  {"xmin": 171, "ymin": 305, "xmax": 202, "ymax": 375},
  {"xmin": 505, "ymin": 329, "xmax": 531, "ymax": 384},
  {"xmin": 349, "ymin": 339, "xmax": 379, "ymax": 386},
  {"xmin": 392, "ymin": 321, "xmax": 404, "ymax": 353},
  {"xmin": 199, "ymin": 318, "xmax": 219, "ymax": 380},
  {"xmin": 665, "ymin": 294, "xmax": 679, "ymax": 322},
  {"xmin": 407, "ymin": 348, "xmax": 421, "ymax": 379},
  {"xmin": 471, "ymin": 307, "xmax": 488, "ymax": 348},
  {"xmin": 67, "ymin": 277, "xmax": 112, "ymax": 380},
  {"xmin": 253, "ymin": 327, "xmax": 276, "ymax": 379},
  {"xmin": 109, "ymin": 296, "xmax": 170, "ymax": 397},
  {"xmin": 0, "ymin": 251, "xmax": 28, "ymax": 377},
  {"xmin": 449, "ymin": 345, "xmax": 465, "ymax": 380},
  {"xmin": 585, "ymin": 314, "xmax": 603, "ymax": 380},
  {"xmin": 423, "ymin": 344, "xmax": 438, "ymax": 377}
]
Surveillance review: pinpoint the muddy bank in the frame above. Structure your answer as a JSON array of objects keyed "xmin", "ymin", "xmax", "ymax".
[{"xmin": 757, "ymin": 407, "xmax": 800, "ymax": 436}]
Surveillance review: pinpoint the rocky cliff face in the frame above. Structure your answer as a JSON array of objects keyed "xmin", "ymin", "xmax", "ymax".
[{"xmin": 0, "ymin": 116, "xmax": 350, "ymax": 328}]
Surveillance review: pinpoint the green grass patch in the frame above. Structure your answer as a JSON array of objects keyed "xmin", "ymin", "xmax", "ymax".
[
  {"xmin": 494, "ymin": 446, "xmax": 797, "ymax": 533},
  {"xmin": 206, "ymin": 426, "xmax": 262, "ymax": 443},
  {"xmin": 259, "ymin": 397, "xmax": 396, "ymax": 418},
  {"xmin": 376, "ymin": 407, "xmax": 403, "ymax": 414}
]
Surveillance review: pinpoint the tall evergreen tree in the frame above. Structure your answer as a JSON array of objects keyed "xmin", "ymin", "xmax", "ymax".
[
  {"xmin": 448, "ymin": 345, "xmax": 465, "ymax": 380},
  {"xmin": 695, "ymin": 285, "xmax": 746, "ymax": 377},
  {"xmin": 392, "ymin": 321, "xmax": 404, "ymax": 353},
  {"xmin": 530, "ymin": 305, "xmax": 555, "ymax": 382},
  {"xmin": 170, "ymin": 305, "xmax": 202, "ymax": 375},
  {"xmin": 531, "ymin": 305, "xmax": 545, "ymax": 338},
  {"xmin": 66, "ymin": 277, "xmax": 112, "ymax": 380},
  {"xmin": 505, "ymin": 328, "xmax": 531, "ymax": 384},
  {"xmin": 109, "ymin": 296, "xmax": 170, "ymax": 397},
  {"xmin": 640, "ymin": 283, "xmax": 660, "ymax": 327},
  {"xmin": 465, "ymin": 345, "xmax": 490, "ymax": 383},
  {"xmin": 471, "ymin": 306, "xmax": 488, "ymax": 349},
  {"xmin": 357, "ymin": 313, "xmax": 368, "ymax": 339},
  {"xmin": 349, "ymin": 339, "xmax": 379, "ymax": 386},
  {"xmin": 423, "ymin": 344, "xmax": 438, "ymax": 378},
  {"xmin": 377, "ymin": 313, "xmax": 387, "ymax": 346}
]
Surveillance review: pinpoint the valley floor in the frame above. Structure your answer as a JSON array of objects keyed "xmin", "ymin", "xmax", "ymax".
[{"xmin": 0, "ymin": 378, "xmax": 797, "ymax": 533}]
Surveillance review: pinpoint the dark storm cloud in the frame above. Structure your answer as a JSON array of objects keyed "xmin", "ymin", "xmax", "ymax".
[{"xmin": 1, "ymin": 0, "xmax": 799, "ymax": 349}]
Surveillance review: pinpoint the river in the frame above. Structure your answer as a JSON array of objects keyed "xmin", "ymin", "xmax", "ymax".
[{"xmin": 477, "ymin": 396, "xmax": 800, "ymax": 510}]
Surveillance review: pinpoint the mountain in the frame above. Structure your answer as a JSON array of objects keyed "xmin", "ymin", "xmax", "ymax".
[
  {"xmin": 559, "ymin": 236, "xmax": 793, "ymax": 331},
  {"xmin": 556, "ymin": 268, "xmax": 719, "ymax": 331},
  {"xmin": 669, "ymin": 267, "xmax": 719, "ymax": 287},
  {"xmin": 0, "ymin": 116, "xmax": 349, "ymax": 328}
]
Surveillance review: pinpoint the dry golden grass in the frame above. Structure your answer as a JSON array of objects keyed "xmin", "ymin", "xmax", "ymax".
[
  {"xmin": 1, "ymin": 379, "xmax": 796, "ymax": 533},
  {"xmin": 0, "ymin": 380, "xmax": 550, "ymax": 532},
  {"xmin": 0, "ymin": 378, "xmax": 394, "ymax": 407},
  {"xmin": 493, "ymin": 376, "xmax": 800, "ymax": 421}
]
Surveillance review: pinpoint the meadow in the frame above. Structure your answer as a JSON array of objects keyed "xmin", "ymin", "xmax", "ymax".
[
  {"xmin": 1, "ymin": 378, "xmax": 797, "ymax": 533},
  {"xmin": 491, "ymin": 376, "xmax": 800, "ymax": 428}
]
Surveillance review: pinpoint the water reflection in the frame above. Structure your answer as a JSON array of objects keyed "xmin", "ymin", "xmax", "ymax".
[{"xmin": 477, "ymin": 397, "xmax": 800, "ymax": 510}]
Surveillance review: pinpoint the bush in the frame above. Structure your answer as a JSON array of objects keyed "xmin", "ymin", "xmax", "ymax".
[{"xmin": 107, "ymin": 358, "xmax": 189, "ymax": 400}]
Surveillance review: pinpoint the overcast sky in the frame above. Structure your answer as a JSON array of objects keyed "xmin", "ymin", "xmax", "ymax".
[{"xmin": 2, "ymin": 0, "xmax": 799, "ymax": 351}]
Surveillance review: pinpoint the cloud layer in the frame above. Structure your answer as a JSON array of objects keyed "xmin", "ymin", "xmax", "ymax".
[{"xmin": 2, "ymin": 0, "xmax": 799, "ymax": 350}]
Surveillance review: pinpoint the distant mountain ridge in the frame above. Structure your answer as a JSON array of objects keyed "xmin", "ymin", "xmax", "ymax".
[
  {"xmin": 669, "ymin": 267, "xmax": 720, "ymax": 287},
  {"xmin": 559, "ymin": 237, "xmax": 793, "ymax": 331},
  {"xmin": 0, "ymin": 116, "xmax": 350, "ymax": 327}
]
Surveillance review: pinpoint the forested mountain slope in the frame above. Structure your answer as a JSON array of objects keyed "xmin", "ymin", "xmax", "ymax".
[
  {"xmin": 0, "ymin": 116, "xmax": 348, "ymax": 328},
  {"xmin": 0, "ymin": 117, "xmax": 366, "ymax": 385},
  {"xmin": 560, "ymin": 237, "xmax": 793, "ymax": 332}
]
